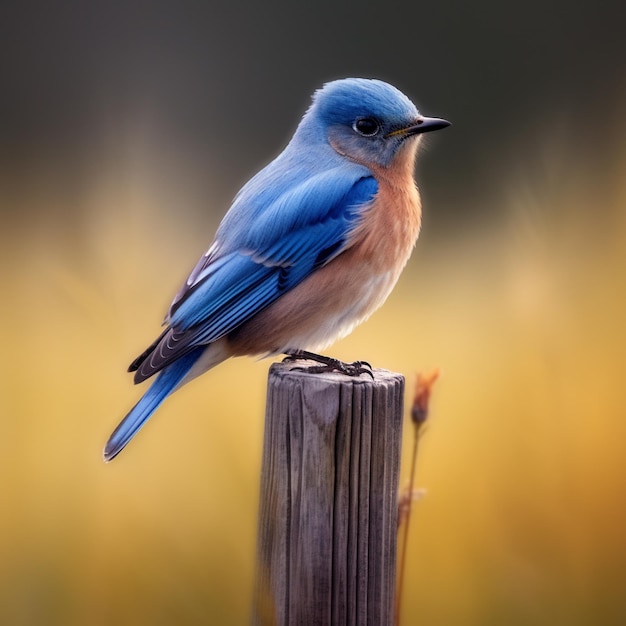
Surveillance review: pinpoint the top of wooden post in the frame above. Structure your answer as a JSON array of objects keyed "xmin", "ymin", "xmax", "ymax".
[{"xmin": 269, "ymin": 359, "xmax": 404, "ymax": 386}]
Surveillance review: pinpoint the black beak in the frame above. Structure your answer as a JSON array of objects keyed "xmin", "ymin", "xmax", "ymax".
[{"xmin": 404, "ymin": 116, "xmax": 451, "ymax": 135}]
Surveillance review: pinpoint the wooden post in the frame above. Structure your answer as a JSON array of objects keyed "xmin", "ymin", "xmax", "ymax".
[{"xmin": 252, "ymin": 361, "xmax": 405, "ymax": 626}]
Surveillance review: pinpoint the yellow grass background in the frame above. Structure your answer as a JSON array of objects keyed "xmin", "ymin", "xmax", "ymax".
[{"xmin": 1, "ymin": 118, "xmax": 625, "ymax": 624}]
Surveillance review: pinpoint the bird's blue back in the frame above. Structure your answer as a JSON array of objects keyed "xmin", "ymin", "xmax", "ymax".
[{"xmin": 164, "ymin": 117, "xmax": 379, "ymax": 345}]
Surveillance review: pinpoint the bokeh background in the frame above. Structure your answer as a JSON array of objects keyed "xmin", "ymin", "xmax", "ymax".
[{"xmin": 2, "ymin": 1, "xmax": 625, "ymax": 624}]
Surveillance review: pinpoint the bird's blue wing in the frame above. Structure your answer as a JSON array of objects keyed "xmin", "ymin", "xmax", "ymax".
[{"xmin": 131, "ymin": 169, "xmax": 377, "ymax": 382}]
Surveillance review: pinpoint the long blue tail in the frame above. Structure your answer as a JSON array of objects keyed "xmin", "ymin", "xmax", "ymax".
[{"xmin": 104, "ymin": 347, "xmax": 205, "ymax": 461}]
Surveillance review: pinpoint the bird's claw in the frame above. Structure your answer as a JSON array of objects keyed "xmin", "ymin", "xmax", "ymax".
[
  {"xmin": 283, "ymin": 351, "xmax": 374, "ymax": 379},
  {"xmin": 325, "ymin": 358, "xmax": 374, "ymax": 378}
]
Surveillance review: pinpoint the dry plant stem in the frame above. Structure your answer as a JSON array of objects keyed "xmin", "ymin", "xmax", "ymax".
[
  {"xmin": 394, "ymin": 422, "xmax": 421, "ymax": 626},
  {"xmin": 395, "ymin": 369, "xmax": 438, "ymax": 626}
]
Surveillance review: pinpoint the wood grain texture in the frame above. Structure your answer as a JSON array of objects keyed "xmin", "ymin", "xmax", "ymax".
[{"xmin": 253, "ymin": 361, "xmax": 404, "ymax": 626}]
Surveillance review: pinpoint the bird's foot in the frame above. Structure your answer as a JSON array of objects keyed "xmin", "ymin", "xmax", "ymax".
[{"xmin": 283, "ymin": 350, "xmax": 374, "ymax": 379}]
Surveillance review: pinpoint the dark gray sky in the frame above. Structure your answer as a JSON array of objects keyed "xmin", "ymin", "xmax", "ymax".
[{"xmin": 1, "ymin": 0, "xmax": 624, "ymax": 234}]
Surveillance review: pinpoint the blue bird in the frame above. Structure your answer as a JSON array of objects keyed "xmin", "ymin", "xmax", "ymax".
[{"xmin": 104, "ymin": 78, "xmax": 449, "ymax": 461}]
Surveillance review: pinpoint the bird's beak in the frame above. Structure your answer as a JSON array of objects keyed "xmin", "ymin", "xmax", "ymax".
[{"xmin": 387, "ymin": 116, "xmax": 451, "ymax": 138}]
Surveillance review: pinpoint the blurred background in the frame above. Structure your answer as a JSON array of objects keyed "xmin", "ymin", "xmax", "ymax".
[{"xmin": 1, "ymin": 0, "xmax": 625, "ymax": 623}]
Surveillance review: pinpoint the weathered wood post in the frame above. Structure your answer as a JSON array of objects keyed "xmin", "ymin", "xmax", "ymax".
[{"xmin": 252, "ymin": 360, "xmax": 405, "ymax": 626}]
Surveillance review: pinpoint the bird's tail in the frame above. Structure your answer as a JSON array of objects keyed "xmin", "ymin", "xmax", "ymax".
[{"xmin": 103, "ymin": 346, "xmax": 206, "ymax": 462}]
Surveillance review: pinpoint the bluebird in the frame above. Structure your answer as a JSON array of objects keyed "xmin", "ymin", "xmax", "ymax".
[{"xmin": 104, "ymin": 78, "xmax": 449, "ymax": 461}]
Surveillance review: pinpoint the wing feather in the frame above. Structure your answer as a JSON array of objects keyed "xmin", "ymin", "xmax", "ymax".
[{"xmin": 132, "ymin": 169, "xmax": 378, "ymax": 382}]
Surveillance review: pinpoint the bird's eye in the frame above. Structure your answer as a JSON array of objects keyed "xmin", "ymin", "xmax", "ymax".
[{"xmin": 353, "ymin": 117, "xmax": 380, "ymax": 137}]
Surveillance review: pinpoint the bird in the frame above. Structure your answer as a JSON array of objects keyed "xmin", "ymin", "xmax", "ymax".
[{"xmin": 104, "ymin": 78, "xmax": 449, "ymax": 461}]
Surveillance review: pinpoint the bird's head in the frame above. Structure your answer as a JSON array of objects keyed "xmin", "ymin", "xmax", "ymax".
[{"xmin": 302, "ymin": 78, "xmax": 449, "ymax": 169}]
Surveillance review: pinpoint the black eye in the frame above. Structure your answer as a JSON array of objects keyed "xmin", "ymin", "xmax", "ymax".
[{"xmin": 353, "ymin": 117, "xmax": 380, "ymax": 137}]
